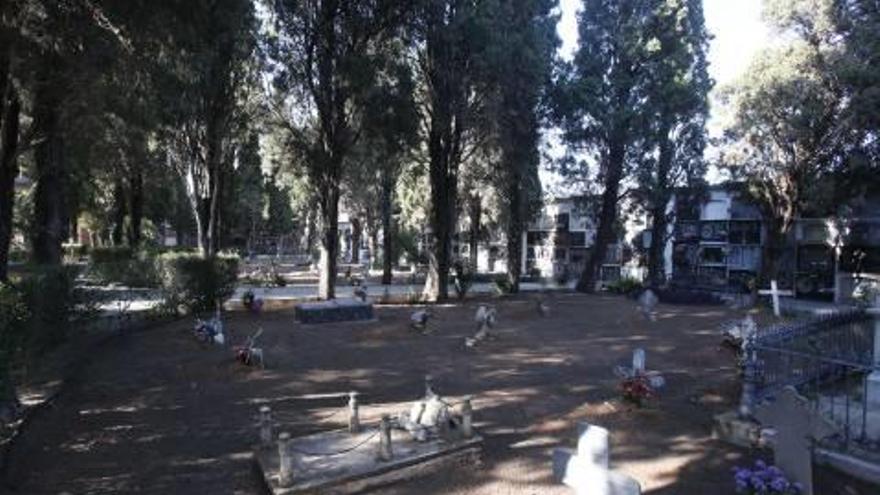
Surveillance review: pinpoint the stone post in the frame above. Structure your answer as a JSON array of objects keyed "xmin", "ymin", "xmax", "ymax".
[
  {"xmin": 378, "ymin": 414, "xmax": 393, "ymax": 461},
  {"xmin": 348, "ymin": 391, "xmax": 360, "ymax": 433},
  {"xmin": 259, "ymin": 406, "xmax": 273, "ymax": 447},
  {"xmin": 278, "ymin": 432, "xmax": 293, "ymax": 487},
  {"xmin": 461, "ymin": 396, "xmax": 473, "ymax": 438},
  {"xmin": 866, "ymin": 318, "xmax": 880, "ymax": 406},
  {"xmin": 739, "ymin": 335, "xmax": 759, "ymax": 419},
  {"xmin": 424, "ymin": 374, "xmax": 435, "ymax": 397}
]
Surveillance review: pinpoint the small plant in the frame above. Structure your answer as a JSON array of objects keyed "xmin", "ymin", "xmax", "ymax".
[
  {"xmin": 732, "ymin": 460, "xmax": 802, "ymax": 494},
  {"xmin": 620, "ymin": 374, "xmax": 655, "ymax": 406},
  {"xmin": 242, "ymin": 289, "xmax": 263, "ymax": 314},
  {"xmin": 494, "ymin": 277, "xmax": 513, "ymax": 295},
  {"xmin": 451, "ymin": 261, "xmax": 473, "ymax": 299},
  {"xmin": 607, "ymin": 277, "xmax": 643, "ymax": 295}
]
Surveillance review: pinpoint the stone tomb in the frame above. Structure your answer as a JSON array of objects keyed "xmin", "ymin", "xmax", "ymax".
[
  {"xmin": 254, "ymin": 426, "xmax": 482, "ymax": 494},
  {"xmin": 294, "ymin": 298, "xmax": 375, "ymax": 325}
]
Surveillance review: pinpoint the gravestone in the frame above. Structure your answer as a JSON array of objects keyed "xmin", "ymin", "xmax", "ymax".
[
  {"xmin": 295, "ymin": 299, "xmax": 375, "ymax": 324},
  {"xmin": 614, "ymin": 348, "xmax": 665, "ymax": 390},
  {"xmin": 466, "ymin": 306, "xmax": 497, "ymax": 347},
  {"xmin": 632, "ymin": 348, "xmax": 645, "ymax": 375},
  {"xmin": 721, "ymin": 314, "xmax": 757, "ymax": 352},
  {"xmin": 754, "ymin": 387, "xmax": 836, "ymax": 495},
  {"xmin": 866, "ymin": 319, "xmax": 880, "ymax": 406},
  {"xmin": 410, "ymin": 310, "xmax": 432, "ymax": 332},
  {"xmin": 758, "ymin": 280, "xmax": 794, "ymax": 318},
  {"xmin": 637, "ymin": 289, "xmax": 658, "ymax": 321},
  {"xmin": 551, "ymin": 421, "xmax": 640, "ymax": 495}
]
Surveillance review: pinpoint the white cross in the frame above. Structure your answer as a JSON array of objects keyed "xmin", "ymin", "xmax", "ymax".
[{"xmin": 758, "ymin": 280, "xmax": 794, "ymax": 317}]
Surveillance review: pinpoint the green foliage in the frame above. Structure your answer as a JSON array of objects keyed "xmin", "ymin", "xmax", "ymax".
[
  {"xmin": 157, "ymin": 252, "xmax": 240, "ymax": 314},
  {"xmin": 606, "ymin": 277, "xmax": 644, "ymax": 295},
  {"xmin": 451, "ymin": 261, "xmax": 473, "ymax": 300},
  {"xmin": 87, "ymin": 248, "xmax": 161, "ymax": 288},
  {"xmin": 494, "ymin": 277, "xmax": 514, "ymax": 295},
  {"xmin": 14, "ymin": 266, "xmax": 87, "ymax": 354},
  {"xmin": 0, "ymin": 283, "xmax": 29, "ymax": 397}
]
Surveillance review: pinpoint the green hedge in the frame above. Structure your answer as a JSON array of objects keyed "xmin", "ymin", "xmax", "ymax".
[
  {"xmin": 87, "ymin": 247, "xmax": 160, "ymax": 288},
  {"xmin": 157, "ymin": 252, "xmax": 240, "ymax": 314}
]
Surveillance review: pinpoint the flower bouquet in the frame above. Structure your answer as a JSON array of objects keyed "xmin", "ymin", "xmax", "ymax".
[
  {"xmin": 733, "ymin": 460, "xmax": 802, "ymax": 494},
  {"xmin": 620, "ymin": 374, "xmax": 655, "ymax": 406}
]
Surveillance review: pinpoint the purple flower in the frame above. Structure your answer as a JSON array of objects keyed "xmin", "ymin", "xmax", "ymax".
[
  {"xmin": 750, "ymin": 476, "xmax": 766, "ymax": 492},
  {"xmin": 755, "ymin": 459, "xmax": 767, "ymax": 469},
  {"xmin": 770, "ymin": 476, "xmax": 789, "ymax": 492}
]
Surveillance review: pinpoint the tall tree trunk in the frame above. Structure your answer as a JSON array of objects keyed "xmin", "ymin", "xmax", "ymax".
[
  {"xmin": 381, "ymin": 173, "xmax": 394, "ymax": 285},
  {"xmin": 467, "ymin": 192, "xmax": 480, "ymax": 273},
  {"xmin": 425, "ymin": 150, "xmax": 456, "ymax": 301},
  {"xmin": 127, "ymin": 166, "xmax": 143, "ymax": 247},
  {"xmin": 32, "ymin": 80, "xmax": 66, "ymax": 265},
  {"xmin": 0, "ymin": 87, "xmax": 19, "ymax": 282},
  {"xmin": 505, "ymin": 168, "xmax": 523, "ymax": 292},
  {"xmin": 111, "ymin": 179, "xmax": 126, "ymax": 246},
  {"xmin": 350, "ymin": 217, "xmax": 361, "ymax": 264},
  {"xmin": 318, "ymin": 181, "xmax": 340, "ymax": 300},
  {"xmin": 647, "ymin": 125, "xmax": 673, "ymax": 287},
  {"xmin": 577, "ymin": 140, "xmax": 625, "ymax": 293}
]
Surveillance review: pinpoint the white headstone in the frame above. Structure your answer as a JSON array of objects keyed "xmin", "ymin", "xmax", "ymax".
[
  {"xmin": 754, "ymin": 387, "xmax": 835, "ymax": 495},
  {"xmin": 576, "ymin": 422, "xmax": 610, "ymax": 468},
  {"xmin": 632, "ymin": 349, "xmax": 646, "ymax": 375},
  {"xmin": 637, "ymin": 289, "xmax": 658, "ymax": 321}
]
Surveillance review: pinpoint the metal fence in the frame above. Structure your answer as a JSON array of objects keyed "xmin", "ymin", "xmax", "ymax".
[{"xmin": 747, "ymin": 310, "xmax": 880, "ymax": 454}]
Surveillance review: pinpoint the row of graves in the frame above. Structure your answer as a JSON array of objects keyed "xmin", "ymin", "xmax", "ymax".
[
  {"xmin": 195, "ymin": 280, "xmax": 679, "ymax": 494},
  {"xmin": 714, "ymin": 281, "xmax": 880, "ymax": 494}
]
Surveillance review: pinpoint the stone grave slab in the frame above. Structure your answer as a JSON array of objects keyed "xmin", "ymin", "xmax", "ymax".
[
  {"xmin": 254, "ymin": 427, "xmax": 482, "ymax": 494},
  {"xmin": 294, "ymin": 299, "xmax": 375, "ymax": 324}
]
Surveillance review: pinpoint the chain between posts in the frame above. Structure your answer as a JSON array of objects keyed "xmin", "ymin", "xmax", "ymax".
[{"xmin": 286, "ymin": 428, "xmax": 381, "ymax": 457}]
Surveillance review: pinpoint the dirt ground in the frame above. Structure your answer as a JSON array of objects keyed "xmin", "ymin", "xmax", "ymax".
[{"xmin": 3, "ymin": 292, "xmax": 755, "ymax": 494}]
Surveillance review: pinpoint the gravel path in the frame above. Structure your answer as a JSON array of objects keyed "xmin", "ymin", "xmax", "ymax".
[{"xmin": 3, "ymin": 293, "xmax": 750, "ymax": 494}]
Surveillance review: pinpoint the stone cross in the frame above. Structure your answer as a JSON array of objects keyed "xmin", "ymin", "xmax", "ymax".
[
  {"xmin": 758, "ymin": 280, "xmax": 794, "ymax": 318},
  {"xmin": 632, "ymin": 348, "xmax": 646, "ymax": 375},
  {"xmin": 637, "ymin": 289, "xmax": 658, "ymax": 321},
  {"xmin": 754, "ymin": 387, "xmax": 835, "ymax": 495}
]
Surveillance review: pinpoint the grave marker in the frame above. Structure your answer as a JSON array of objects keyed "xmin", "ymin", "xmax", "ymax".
[
  {"xmin": 754, "ymin": 387, "xmax": 835, "ymax": 495},
  {"xmin": 637, "ymin": 289, "xmax": 658, "ymax": 321},
  {"xmin": 758, "ymin": 280, "xmax": 794, "ymax": 318},
  {"xmin": 552, "ymin": 421, "xmax": 641, "ymax": 495}
]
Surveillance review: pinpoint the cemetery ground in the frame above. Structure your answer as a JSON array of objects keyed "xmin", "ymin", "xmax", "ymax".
[{"xmin": 4, "ymin": 292, "xmax": 757, "ymax": 494}]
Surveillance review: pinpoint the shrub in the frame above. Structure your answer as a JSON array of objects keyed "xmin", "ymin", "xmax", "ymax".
[
  {"xmin": 16, "ymin": 266, "xmax": 85, "ymax": 353},
  {"xmin": 656, "ymin": 287, "xmax": 723, "ymax": 305},
  {"xmin": 0, "ymin": 283, "xmax": 29, "ymax": 407},
  {"xmin": 157, "ymin": 252, "xmax": 240, "ymax": 314},
  {"xmin": 607, "ymin": 277, "xmax": 644, "ymax": 295},
  {"xmin": 451, "ymin": 261, "xmax": 473, "ymax": 300},
  {"xmin": 494, "ymin": 277, "xmax": 514, "ymax": 295},
  {"xmin": 87, "ymin": 248, "xmax": 160, "ymax": 288},
  {"xmin": 90, "ymin": 246, "xmax": 133, "ymax": 264}
]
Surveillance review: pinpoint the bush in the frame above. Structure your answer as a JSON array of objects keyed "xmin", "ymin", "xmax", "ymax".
[
  {"xmin": 90, "ymin": 246, "xmax": 133, "ymax": 264},
  {"xmin": 494, "ymin": 277, "xmax": 514, "ymax": 295},
  {"xmin": 607, "ymin": 277, "xmax": 644, "ymax": 295},
  {"xmin": 16, "ymin": 266, "xmax": 85, "ymax": 353},
  {"xmin": 0, "ymin": 283, "xmax": 29, "ymax": 406},
  {"xmin": 87, "ymin": 247, "xmax": 160, "ymax": 288},
  {"xmin": 157, "ymin": 252, "xmax": 240, "ymax": 314},
  {"xmin": 451, "ymin": 261, "xmax": 473, "ymax": 299},
  {"xmin": 655, "ymin": 287, "xmax": 723, "ymax": 305}
]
